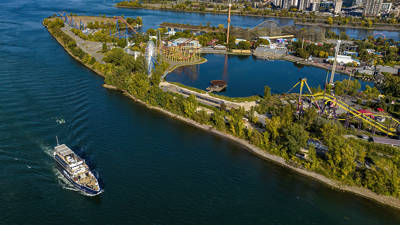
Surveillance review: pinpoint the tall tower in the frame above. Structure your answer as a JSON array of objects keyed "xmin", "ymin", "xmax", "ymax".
[
  {"xmin": 334, "ymin": 0, "xmax": 343, "ymax": 14},
  {"xmin": 226, "ymin": 3, "xmax": 232, "ymax": 45},
  {"xmin": 329, "ymin": 40, "xmax": 341, "ymax": 85}
]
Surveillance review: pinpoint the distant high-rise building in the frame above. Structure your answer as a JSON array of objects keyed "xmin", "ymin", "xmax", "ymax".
[
  {"xmin": 298, "ymin": 0, "xmax": 305, "ymax": 10},
  {"xmin": 281, "ymin": 0, "xmax": 291, "ymax": 9},
  {"xmin": 353, "ymin": 0, "xmax": 363, "ymax": 6},
  {"xmin": 380, "ymin": 3, "xmax": 392, "ymax": 15},
  {"xmin": 273, "ymin": 0, "xmax": 282, "ymax": 7},
  {"xmin": 364, "ymin": 0, "xmax": 383, "ymax": 16},
  {"xmin": 299, "ymin": 0, "xmax": 311, "ymax": 11},
  {"xmin": 334, "ymin": 0, "xmax": 343, "ymax": 14},
  {"xmin": 310, "ymin": 0, "xmax": 320, "ymax": 11}
]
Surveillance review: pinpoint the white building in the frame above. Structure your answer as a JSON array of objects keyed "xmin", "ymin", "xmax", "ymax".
[
  {"xmin": 168, "ymin": 38, "xmax": 201, "ymax": 48},
  {"xmin": 235, "ymin": 38, "xmax": 247, "ymax": 45},
  {"xmin": 326, "ymin": 55, "xmax": 360, "ymax": 66}
]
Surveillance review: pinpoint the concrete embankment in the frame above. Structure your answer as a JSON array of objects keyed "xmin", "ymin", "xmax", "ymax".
[{"xmin": 45, "ymin": 22, "xmax": 400, "ymax": 210}]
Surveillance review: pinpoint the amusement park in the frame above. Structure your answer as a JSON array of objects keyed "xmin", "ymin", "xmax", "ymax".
[
  {"xmin": 52, "ymin": 12, "xmax": 400, "ymax": 143},
  {"xmin": 42, "ymin": 8, "xmax": 400, "ymax": 206}
]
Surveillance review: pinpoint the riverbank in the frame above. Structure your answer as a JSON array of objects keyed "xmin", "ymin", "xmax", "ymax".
[
  {"xmin": 115, "ymin": 4, "xmax": 400, "ymax": 31},
  {"xmin": 44, "ymin": 19, "xmax": 400, "ymax": 211},
  {"xmin": 295, "ymin": 21, "xmax": 400, "ymax": 31},
  {"xmin": 103, "ymin": 82, "xmax": 400, "ymax": 210}
]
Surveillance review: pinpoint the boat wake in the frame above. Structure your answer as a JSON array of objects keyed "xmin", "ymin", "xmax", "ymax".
[
  {"xmin": 40, "ymin": 144, "xmax": 54, "ymax": 158},
  {"xmin": 53, "ymin": 168, "xmax": 80, "ymax": 192}
]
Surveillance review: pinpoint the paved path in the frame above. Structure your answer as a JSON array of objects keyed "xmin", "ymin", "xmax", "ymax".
[
  {"xmin": 61, "ymin": 25, "xmax": 106, "ymax": 63},
  {"xmin": 160, "ymin": 81, "xmax": 257, "ymax": 111}
]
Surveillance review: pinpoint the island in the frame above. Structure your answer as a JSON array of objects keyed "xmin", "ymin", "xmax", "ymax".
[{"xmin": 43, "ymin": 13, "xmax": 400, "ymax": 210}]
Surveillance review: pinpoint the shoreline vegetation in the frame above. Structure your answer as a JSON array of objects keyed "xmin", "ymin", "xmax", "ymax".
[
  {"xmin": 115, "ymin": 1, "xmax": 400, "ymax": 31},
  {"xmin": 43, "ymin": 17, "xmax": 400, "ymax": 210}
]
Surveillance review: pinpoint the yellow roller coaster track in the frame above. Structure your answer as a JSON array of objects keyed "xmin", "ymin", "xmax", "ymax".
[{"xmin": 306, "ymin": 92, "xmax": 399, "ymax": 136}]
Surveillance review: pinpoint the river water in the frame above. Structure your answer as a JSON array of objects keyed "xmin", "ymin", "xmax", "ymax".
[{"xmin": 1, "ymin": 0, "xmax": 400, "ymax": 224}]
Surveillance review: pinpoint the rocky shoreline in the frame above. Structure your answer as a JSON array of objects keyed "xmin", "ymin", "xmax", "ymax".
[{"xmin": 45, "ymin": 21, "xmax": 400, "ymax": 211}]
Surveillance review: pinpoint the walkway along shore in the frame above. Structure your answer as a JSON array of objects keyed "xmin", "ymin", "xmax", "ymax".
[{"xmin": 44, "ymin": 21, "xmax": 400, "ymax": 210}]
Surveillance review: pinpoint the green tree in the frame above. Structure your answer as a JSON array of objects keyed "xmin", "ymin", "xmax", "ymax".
[
  {"xmin": 183, "ymin": 95, "xmax": 198, "ymax": 118},
  {"xmin": 327, "ymin": 17, "xmax": 333, "ymax": 25},
  {"xmin": 264, "ymin": 85, "xmax": 271, "ymax": 100},
  {"xmin": 211, "ymin": 111, "xmax": 226, "ymax": 131},
  {"xmin": 102, "ymin": 42, "xmax": 108, "ymax": 52},
  {"xmin": 237, "ymin": 41, "xmax": 251, "ymax": 50},
  {"xmin": 281, "ymin": 123, "xmax": 309, "ymax": 155}
]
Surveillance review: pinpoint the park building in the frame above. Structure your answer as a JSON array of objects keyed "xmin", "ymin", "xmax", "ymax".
[
  {"xmin": 326, "ymin": 55, "xmax": 360, "ymax": 66},
  {"xmin": 168, "ymin": 38, "xmax": 201, "ymax": 49}
]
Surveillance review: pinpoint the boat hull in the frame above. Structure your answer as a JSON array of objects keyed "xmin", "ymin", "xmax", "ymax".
[{"xmin": 55, "ymin": 161, "xmax": 102, "ymax": 196}]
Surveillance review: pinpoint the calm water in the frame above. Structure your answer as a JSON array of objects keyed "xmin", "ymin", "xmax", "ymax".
[
  {"xmin": 1, "ymin": 0, "xmax": 400, "ymax": 224},
  {"xmin": 166, "ymin": 54, "xmax": 373, "ymax": 97}
]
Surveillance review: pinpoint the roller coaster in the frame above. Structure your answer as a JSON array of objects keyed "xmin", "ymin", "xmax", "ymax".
[{"xmin": 288, "ymin": 78, "xmax": 400, "ymax": 136}]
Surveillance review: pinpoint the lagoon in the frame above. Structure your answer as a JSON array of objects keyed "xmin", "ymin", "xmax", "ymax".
[{"xmin": 166, "ymin": 54, "xmax": 373, "ymax": 97}]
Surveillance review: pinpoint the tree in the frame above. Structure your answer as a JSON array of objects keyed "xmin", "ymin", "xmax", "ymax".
[
  {"xmin": 281, "ymin": 123, "xmax": 309, "ymax": 155},
  {"xmin": 117, "ymin": 38, "xmax": 127, "ymax": 48},
  {"xmin": 211, "ymin": 111, "xmax": 226, "ymax": 131},
  {"xmin": 266, "ymin": 116, "xmax": 281, "ymax": 140},
  {"xmin": 363, "ymin": 85, "xmax": 380, "ymax": 99},
  {"xmin": 326, "ymin": 136, "xmax": 356, "ymax": 179},
  {"xmin": 264, "ymin": 85, "xmax": 271, "ymax": 100},
  {"xmin": 237, "ymin": 41, "xmax": 251, "ymax": 50},
  {"xmin": 102, "ymin": 42, "xmax": 108, "ymax": 52},
  {"xmin": 367, "ymin": 19, "xmax": 373, "ymax": 28},
  {"xmin": 183, "ymin": 95, "xmax": 198, "ymax": 118},
  {"xmin": 381, "ymin": 72, "xmax": 400, "ymax": 97},
  {"xmin": 327, "ymin": 17, "xmax": 333, "ymax": 25},
  {"xmin": 103, "ymin": 48, "xmax": 125, "ymax": 65},
  {"xmin": 297, "ymin": 48, "xmax": 310, "ymax": 59},
  {"xmin": 146, "ymin": 28, "xmax": 156, "ymax": 36}
]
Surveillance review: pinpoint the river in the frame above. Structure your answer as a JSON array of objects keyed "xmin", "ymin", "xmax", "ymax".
[{"xmin": 1, "ymin": 0, "xmax": 400, "ymax": 224}]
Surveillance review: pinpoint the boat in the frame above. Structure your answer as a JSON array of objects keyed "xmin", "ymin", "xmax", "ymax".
[
  {"xmin": 206, "ymin": 80, "xmax": 227, "ymax": 92},
  {"xmin": 53, "ymin": 140, "xmax": 102, "ymax": 196}
]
